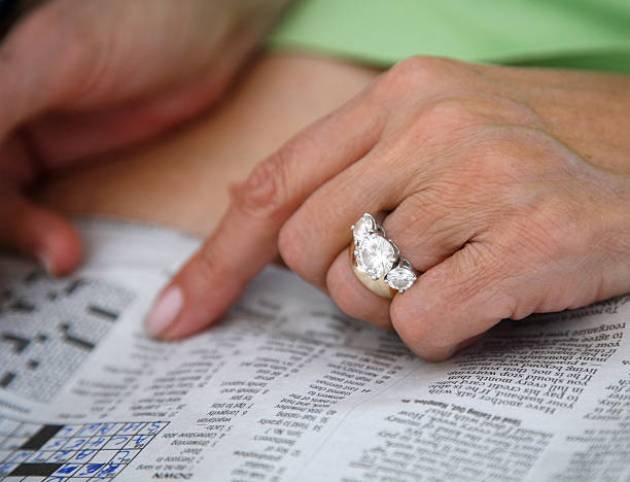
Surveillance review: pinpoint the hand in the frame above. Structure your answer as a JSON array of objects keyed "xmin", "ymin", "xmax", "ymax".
[
  {"xmin": 0, "ymin": 0, "xmax": 288, "ymax": 275},
  {"xmin": 148, "ymin": 56, "xmax": 630, "ymax": 360}
]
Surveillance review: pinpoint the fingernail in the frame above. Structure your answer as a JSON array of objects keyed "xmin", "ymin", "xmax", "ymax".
[
  {"xmin": 36, "ymin": 252, "xmax": 54, "ymax": 276},
  {"xmin": 145, "ymin": 285, "xmax": 183, "ymax": 338}
]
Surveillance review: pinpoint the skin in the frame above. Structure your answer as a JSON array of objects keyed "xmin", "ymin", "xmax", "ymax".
[
  {"xmin": 4, "ymin": 2, "xmax": 630, "ymax": 361},
  {"xmin": 38, "ymin": 54, "xmax": 377, "ymax": 234},
  {"xmin": 154, "ymin": 56, "xmax": 630, "ymax": 360},
  {"xmin": 0, "ymin": 0, "xmax": 288, "ymax": 274}
]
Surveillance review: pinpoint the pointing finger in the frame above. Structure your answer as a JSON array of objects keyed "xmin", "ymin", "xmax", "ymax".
[{"xmin": 145, "ymin": 91, "xmax": 386, "ymax": 339}]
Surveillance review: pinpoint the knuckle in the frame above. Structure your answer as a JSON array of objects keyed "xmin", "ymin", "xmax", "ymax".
[
  {"xmin": 230, "ymin": 130, "xmax": 321, "ymax": 223},
  {"xmin": 374, "ymin": 55, "xmax": 458, "ymax": 98},
  {"xmin": 231, "ymin": 153, "xmax": 291, "ymax": 222},
  {"xmin": 388, "ymin": 56, "xmax": 428, "ymax": 81},
  {"xmin": 391, "ymin": 56, "xmax": 457, "ymax": 83}
]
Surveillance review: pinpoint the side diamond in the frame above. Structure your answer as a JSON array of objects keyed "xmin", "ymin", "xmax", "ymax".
[
  {"xmin": 385, "ymin": 265, "xmax": 417, "ymax": 292},
  {"xmin": 352, "ymin": 213, "xmax": 378, "ymax": 241}
]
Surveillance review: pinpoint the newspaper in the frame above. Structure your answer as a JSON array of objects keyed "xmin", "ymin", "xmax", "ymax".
[{"xmin": 0, "ymin": 219, "xmax": 627, "ymax": 482}]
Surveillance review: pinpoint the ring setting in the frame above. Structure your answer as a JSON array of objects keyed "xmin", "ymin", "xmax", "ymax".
[{"xmin": 350, "ymin": 213, "xmax": 418, "ymax": 298}]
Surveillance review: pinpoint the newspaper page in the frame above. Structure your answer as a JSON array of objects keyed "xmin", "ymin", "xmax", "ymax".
[{"xmin": 0, "ymin": 219, "xmax": 627, "ymax": 482}]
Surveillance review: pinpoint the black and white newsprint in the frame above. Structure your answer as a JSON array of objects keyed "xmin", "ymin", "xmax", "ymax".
[{"xmin": 0, "ymin": 220, "xmax": 627, "ymax": 481}]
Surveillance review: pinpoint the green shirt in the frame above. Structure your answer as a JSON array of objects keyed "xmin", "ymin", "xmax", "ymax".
[{"xmin": 268, "ymin": 0, "xmax": 630, "ymax": 72}]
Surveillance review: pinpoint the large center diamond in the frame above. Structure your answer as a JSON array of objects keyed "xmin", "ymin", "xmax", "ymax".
[{"xmin": 355, "ymin": 234, "xmax": 397, "ymax": 279}]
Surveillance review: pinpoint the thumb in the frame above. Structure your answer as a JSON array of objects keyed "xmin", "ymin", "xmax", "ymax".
[
  {"xmin": 0, "ymin": 194, "xmax": 83, "ymax": 276},
  {"xmin": 144, "ymin": 92, "xmax": 384, "ymax": 340}
]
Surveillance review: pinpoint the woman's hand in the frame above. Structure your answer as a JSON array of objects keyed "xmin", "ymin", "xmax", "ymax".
[
  {"xmin": 0, "ymin": 0, "xmax": 288, "ymax": 274},
  {"xmin": 149, "ymin": 57, "xmax": 630, "ymax": 360}
]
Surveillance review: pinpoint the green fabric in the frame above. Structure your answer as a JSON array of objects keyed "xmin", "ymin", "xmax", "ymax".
[{"xmin": 267, "ymin": 0, "xmax": 630, "ymax": 72}]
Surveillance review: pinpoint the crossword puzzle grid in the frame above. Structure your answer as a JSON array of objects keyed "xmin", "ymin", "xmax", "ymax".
[
  {"xmin": 0, "ymin": 417, "xmax": 168, "ymax": 481},
  {"xmin": 0, "ymin": 266, "xmax": 134, "ymax": 402}
]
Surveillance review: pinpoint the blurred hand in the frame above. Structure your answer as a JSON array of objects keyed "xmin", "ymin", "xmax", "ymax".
[
  {"xmin": 0, "ymin": 0, "xmax": 288, "ymax": 274},
  {"xmin": 148, "ymin": 56, "xmax": 630, "ymax": 359}
]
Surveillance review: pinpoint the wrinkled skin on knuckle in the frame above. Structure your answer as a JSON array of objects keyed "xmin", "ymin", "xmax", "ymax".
[{"xmin": 230, "ymin": 155, "xmax": 291, "ymax": 225}]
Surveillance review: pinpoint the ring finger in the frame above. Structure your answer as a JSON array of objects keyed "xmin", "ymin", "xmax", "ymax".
[{"xmin": 325, "ymin": 191, "xmax": 483, "ymax": 328}]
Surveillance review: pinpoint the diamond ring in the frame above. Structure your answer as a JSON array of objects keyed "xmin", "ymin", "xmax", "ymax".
[{"xmin": 349, "ymin": 213, "xmax": 419, "ymax": 299}]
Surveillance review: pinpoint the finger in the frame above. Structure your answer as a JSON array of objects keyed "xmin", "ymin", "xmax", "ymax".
[
  {"xmin": 145, "ymin": 91, "xmax": 386, "ymax": 340},
  {"xmin": 382, "ymin": 188, "xmax": 489, "ymax": 272},
  {"xmin": 0, "ymin": 195, "xmax": 83, "ymax": 276},
  {"xmin": 323, "ymin": 188, "xmax": 484, "ymax": 330},
  {"xmin": 326, "ymin": 248, "xmax": 391, "ymax": 330},
  {"xmin": 277, "ymin": 142, "xmax": 419, "ymax": 289},
  {"xmin": 389, "ymin": 242, "xmax": 515, "ymax": 361}
]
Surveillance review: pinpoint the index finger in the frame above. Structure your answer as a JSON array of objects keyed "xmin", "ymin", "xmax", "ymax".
[{"xmin": 144, "ymin": 91, "xmax": 385, "ymax": 339}]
